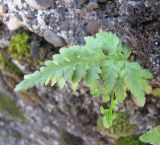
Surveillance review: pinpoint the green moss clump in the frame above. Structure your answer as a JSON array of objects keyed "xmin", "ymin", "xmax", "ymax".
[
  {"xmin": 8, "ymin": 32, "xmax": 31, "ymax": 61},
  {"xmin": 116, "ymin": 136, "xmax": 146, "ymax": 145},
  {"xmin": 151, "ymin": 87, "xmax": 160, "ymax": 97},
  {"xmin": 97, "ymin": 113, "xmax": 136, "ymax": 139},
  {"xmin": 0, "ymin": 96, "xmax": 25, "ymax": 120},
  {"xmin": 0, "ymin": 51, "xmax": 21, "ymax": 76}
]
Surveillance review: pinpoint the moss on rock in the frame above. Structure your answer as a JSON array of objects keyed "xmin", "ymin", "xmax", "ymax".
[
  {"xmin": 59, "ymin": 130, "xmax": 84, "ymax": 145},
  {"xmin": 8, "ymin": 32, "xmax": 54, "ymax": 68},
  {"xmin": 0, "ymin": 51, "xmax": 21, "ymax": 76},
  {"xmin": 8, "ymin": 32, "xmax": 31, "ymax": 62},
  {"xmin": 151, "ymin": 87, "xmax": 160, "ymax": 97},
  {"xmin": 0, "ymin": 96, "xmax": 25, "ymax": 120},
  {"xmin": 116, "ymin": 135, "xmax": 146, "ymax": 145},
  {"xmin": 97, "ymin": 113, "xmax": 136, "ymax": 139}
]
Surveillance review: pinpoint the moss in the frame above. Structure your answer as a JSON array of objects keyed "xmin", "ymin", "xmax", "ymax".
[
  {"xmin": 151, "ymin": 87, "xmax": 160, "ymax": 97},
  {"xmin": 116, "ymin": 136, "xmax": 146, "ymax": 145},
  {"xmin": 8, "ymin": 32, "xmax": 31, "ymax": 61},
  {"xmin": 97, "ymin": 113, "xmax": 136, "ymax": 139},
  {"xmin": 0, "ymin": 51, "xmax": 21, "ymax": 76},
  {"xmin": 0, "ymin": 96, "xmax": 25, "ymax": 121},
  {"xmin": 8, "ymin": 32, "xmax": 48, "ymax": 68},
  {"xmin": 59, "ymin": 130, "xmax": 84, "ymax": 145}
]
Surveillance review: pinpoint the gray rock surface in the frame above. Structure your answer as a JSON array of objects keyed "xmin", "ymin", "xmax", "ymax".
[
  {"xmin": 7, "ymin": 16, "xmax": 22, "ymax": 31},
  {"xmin": 25, "ymin": 0, "xmax": 53, "ymax": 10},
  {"xmin": 44, "ymin": 29, "xmax": 66, "ymax": 47},
  {"xmin": 87, "ymin": 1, "xmax": 99, "ymax": 9},
  {"xmin": 86, "ymin": 21, "xmax": 99, "ymax": 35}
]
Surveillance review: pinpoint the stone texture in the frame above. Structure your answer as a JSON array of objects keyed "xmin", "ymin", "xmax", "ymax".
[
  {"xmin": 147, "ymin": 104, "xmax": 159, "ymax": 115},
  {"xmin": 14, "ymin": 0, "xmax": 23, "ymax": 10},
  {"xmin": 0, "ymin": 5, "xmax": 4, "ymax": 17},
  {"xmin": 97, "ymin": 0, "xmax": 110, "ymax": 3},
  {"xmin": 44, "ymin": 30, "xmax": 66, "ymax": 48},
  {"xmin": 7, "ymin": 16, "xmax": 21, "ymax": 31},
  {"xmin": 86, "ymin": 21, "xmax": 99, "ymax": 35},
  {"xmin": 25, "ymin": 0, "xmax": 53, "ymax": 10},
  {"xmin": 87, "ymin": 1, "xmax": 99, "ymax": 9}
]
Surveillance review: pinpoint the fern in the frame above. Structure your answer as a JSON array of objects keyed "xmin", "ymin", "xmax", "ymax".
[
  {"xmin": 15, "ymin": 32, "xmax": 153, "ymax": 128},
  {"xmin": 140, "ymin": 125, "xmax": 160, "ymax": 145}
]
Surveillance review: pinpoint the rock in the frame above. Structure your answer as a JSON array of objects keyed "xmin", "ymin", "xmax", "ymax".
[
  {"xmin": 79, "ymin": 0, "xmax": 87, "ymax": 4},
  {"xmin": 97, "ymin": 0, "xmax": 111, "ymax": 3},
  {"xmin": 0, "ymin": 5, "xmax": 4, "ymax": 17},
  {"xmin": 24, "ymin": 0, "xmax": 53, "ymax": 10},
  {"xmin": 97, "ymin": 0, "xmax": 110, "ymax": 3},
  {"xmin": 44, "ymin": 30, "xmax": 66, "ymax": 48},
  {"xmin": 144, "ymin": 0, "xmax": 160, "ymax": 8},
  {"xmin": 13, "ymin": 0, "xmax": 23, "ymax": 10},
  {"xmin": 147, "ymin": 104, "xmax": 159, "ymax": 115},
  {"xmin": 60, "ymin": 20, "xmax": 70, "ymax": 30},
  {"xmin": 0, "ymin": 38, "xmax": 9, "ymax": 48},
  {"xmin": 7, "ymin": 16, "xmax": 21, "ymax": 31},
  {"xmin": 87, "ymin": 1, "xmax": 99, "ymax": 10},
  {"xmin": 86, "ymin": 22, "xmax": 99, "ymax": 35}
]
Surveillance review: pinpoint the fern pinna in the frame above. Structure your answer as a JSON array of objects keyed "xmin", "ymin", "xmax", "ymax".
[
  {"xmin": 15, "ymin": 32, "xmax": 153, "ymax": 128},
  {"xmin": 140, "ymin": 125, "xmax": 160, "ymax": 145}
]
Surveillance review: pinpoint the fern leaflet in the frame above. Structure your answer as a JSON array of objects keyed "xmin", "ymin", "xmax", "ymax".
[
  {"xmin": 140, "ymin": 125, "xmax": 160, "ymax": 145},
  {"xmin": 15, "ymin": 32, "xmax": 153, "ymax": 128}
]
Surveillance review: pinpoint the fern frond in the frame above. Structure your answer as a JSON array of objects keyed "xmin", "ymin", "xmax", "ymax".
[
  {"xmin": 15, "ymin": 32, "xmax": 153, "ymax": 128},
  {"xmin": 15, "ymin": 43, "xmax": 107, "ymax": 91}
]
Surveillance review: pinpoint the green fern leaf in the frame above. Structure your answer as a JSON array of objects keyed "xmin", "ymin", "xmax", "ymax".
[
  {"xmin": 96, "ymin": 32, "xmax": 120, "ymax": 55},
  {"xmin": 101, "ymin": 60, "xmax": 124, "ymax": 93},
  {"xmin": 15, "ymin": 40, "xmax": 106, "ymax": 91},
  {"xmin": 113, "ymin": 78, "xmax": 126, "ymax": 103},
  {"xmin": 140, "ymin": 125, "xmax": 160, "ymax": 145},
  {"xmin": 122, "ymin": 62, "xmax": 153, "ymax": 106},
  {"xmin": 15, "ymin": 32, "xmax": 153, "ymax": 128}
]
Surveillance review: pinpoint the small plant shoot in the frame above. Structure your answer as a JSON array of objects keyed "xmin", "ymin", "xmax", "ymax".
[{"xmin": 15, "ymin": 32, "xmax": 153, "ymax": 128}]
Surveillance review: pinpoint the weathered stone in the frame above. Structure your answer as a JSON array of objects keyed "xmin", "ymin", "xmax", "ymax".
[
  {"xmin": 44, "ymin": 30, "xmax": 66, "ymax": 48},
  {"xmin": 25, "ymin": 0, "xmax": 53, "ymax": 10},
  {"xmin": 86, "ymin": 21, "xmax": 99, "ymax": 35},
  {"xmin": 7, "ymin": 16, "xmax": 21, "ymax": 31},
  {"xmin": 87, "ymin": 1, "xmax": 99, "ymax": 9},
  {"xmin": 97, "ymin": 0, "xmax": 110, "ymax": 3},
  {"xmin": 0, "ymin": 5, "xmax": 4, "ymax": 17},
  {"xmin": 0, "ymin": 38, "xmax": 9, "ymax": 48},
  {"xmin": 144, "ymin": 0, "xmax": 160, "ymax": 8},
  {"xmin": 79, "ymin": 0, "xmax": 87, "ymax": 4},
  {"xmin": 147, "ymin": 104, "xmax": 159, "ymax": 115},
  {"xmin": 13, "ymin": 0, "xmax": 23, "ymax": 10}
]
